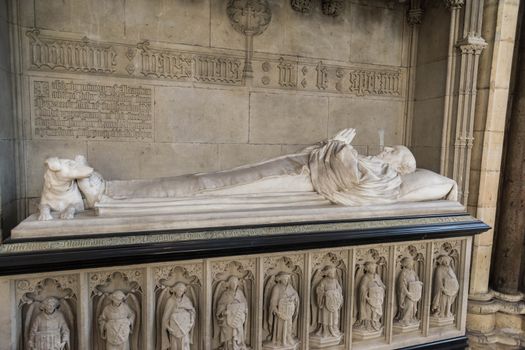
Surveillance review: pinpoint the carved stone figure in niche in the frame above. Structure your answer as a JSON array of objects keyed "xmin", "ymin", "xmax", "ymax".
[
  {"xmin": 310, "ymin": 266, "xmax": 343, "ymax": 347},
  {"xmin": 214, "ymin": 276, "xmax": 249, "ymax": 350},
  {"xmin": 92, "ymin": 272, "xmax": 142, "ymax": 350},
  {"xmin": 28, "ymin": 297, "xmax": 70, "ymax": 350},
  {"xmin": 157, "ymin": 266, "xmax": 200, "ymax": 350},
  {"xmin": 354, "ymin": 262, "xmax": 386, "ymax": 337},
  {"xmin": 431, "ymin": 255, "xmax": 459, "ymax": 324},
  {"xmin": 264, "ymin": 272, "xmax": 300, "ymax": 349},
  {"xmin": 20, "ymin": 278, "xmax": 77, "ymax": 350},
  {"xmin": 160, "ymin": 283, "xmax": 195, "ymax": 350},
  {"xmin": 395, "ymin": 257, "xmax": 423, "ymax": 329},
  {"xmin": 98, "ymin": 291, "xmax": 136, "ymax": 350},
  {"xmin": 46, "ymin": 128, "xmax": 460, "ymax": 221}
]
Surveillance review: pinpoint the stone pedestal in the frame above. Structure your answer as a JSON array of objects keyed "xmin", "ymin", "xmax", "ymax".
[
  {"xmin": 393, "ymin": 321, "xmax": 420, "ymax": 333},
  {"xmin": 309, "ymin": 334, "xmax": 342, "ymax": 348},
  {"xmin": 0, "ymin": 214, "xmax": 487, "ymax": 350}
]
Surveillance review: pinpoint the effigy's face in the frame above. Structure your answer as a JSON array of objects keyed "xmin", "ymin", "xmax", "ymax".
[{"xmin": 377, "ymin": 146, "xmax": 402, "ymax": 167}]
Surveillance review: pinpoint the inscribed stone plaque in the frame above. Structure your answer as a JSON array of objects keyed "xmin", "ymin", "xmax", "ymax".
[{"xmin": 31, "ymin": 77, "xmax": 153, "ymax": 140}]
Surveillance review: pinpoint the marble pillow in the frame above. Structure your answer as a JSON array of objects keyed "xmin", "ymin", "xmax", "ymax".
[{"xmin": 400, "ymin": 169, "xmax": 458, "ymax": 202}]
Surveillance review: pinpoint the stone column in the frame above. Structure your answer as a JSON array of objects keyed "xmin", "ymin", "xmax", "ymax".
[{"xmin": 491, "ymin": 17, "xmax": 525, "ymax": 296}]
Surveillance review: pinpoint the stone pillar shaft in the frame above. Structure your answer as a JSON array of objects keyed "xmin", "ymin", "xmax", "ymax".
[{"xmin": 492, "ymin": 24, "xmax": 525, "ymax": 294}]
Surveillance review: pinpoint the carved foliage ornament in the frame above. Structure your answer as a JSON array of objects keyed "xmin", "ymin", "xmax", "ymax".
[
  {"xmin": 19, "ymin": 278, "xmax": 77, "ymax": 350},
  {"xmin": 227, "ymin": 0, "xmax": 272, "ymax": 36},
  {"xmin": 444, "ymin": 0, "xmax": 465, "ymax": 9},
  {"xmin": 291, "ymin": 0, "xmax": 313, "ymax": 13},
  {"xmin": 321, "ymin": 0, "xmax": 344, "ymax": 17}
]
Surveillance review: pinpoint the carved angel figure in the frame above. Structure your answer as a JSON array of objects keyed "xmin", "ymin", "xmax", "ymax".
[
  {"xmin": 431, "ymin": 255, "xmax": 459, "ymax": 319},
  {"xmin": 395, "ymin": 257, "xmax": 423, "ymax": 326},
  {"xmin": 28, "ymin": 297, "xmax": 70, "ymax": 350},
  {"xmin": 265, "ymin": 272, "xmax": 300, "ymax": 348},
  {"xmin": 311, "ymin": 266, "xmax": 343, "ymax": 339},
  {"xmin": 354, "ymin": 262, "xmax": 386, "ymax": 332},
  {"xmin": 160, "ymin": 283, "xmax": 196, "ymax": 350},
  {"xmin": 215, "ymin": 276, "xmax": 248, "ymax": 350},
  {"xmin": 98, "ymin": 291, "xmax": 136, "ymax": 350}
]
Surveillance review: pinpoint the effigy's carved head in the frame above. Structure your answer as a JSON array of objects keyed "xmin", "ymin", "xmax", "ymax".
[{"xmin": 377, "ymin": 145, "xmax": 416, "ymax": 175}]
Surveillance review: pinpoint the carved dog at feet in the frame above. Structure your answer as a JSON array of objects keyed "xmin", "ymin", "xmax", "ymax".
[{"xmin": 38, "ymin": 156, "xmax": 94, "ymax": 220}]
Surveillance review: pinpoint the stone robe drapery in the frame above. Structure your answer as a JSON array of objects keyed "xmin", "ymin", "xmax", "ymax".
[
  {"xmin": 396, "ymin": 269, "xmax": 422, "ymax": 325},
  {"xmin": 268, "ymin": 284, "xmax": 300, "ymax": 346},
  {"xmin": 29, "ymin": 311, "xmax": 70, "ymax": 350},
  {"xmin": 314, "ymin": 277, "xmax": 343, "ymax": 337},
  {"xmin": 431, "ymin": 265, "xmax": 459, "ymax": 318},
  {"xmin": 216, "ymin": 289, "xmax": 248, "ymax": 350},
  {"xmin": 161, "ymin": 295, "xmax": 195, "ymax": 350},
  {"xmin": 102, "ymin": 140, "xmax": 403, "ymax": 206},
  {"xmin": 308, "ymin": 141, "xmax": 401, "ymax": 205},
  {"xmin": 98, "ymin": 303, "xmax": 135, "ymax": 350},
  {"xmin": 355, "ymin": 273, "xmax": 385, "ymax": 331},
  {"xmin": 96, "ymin": 139, "xmax": 458, "ymax": 207}
]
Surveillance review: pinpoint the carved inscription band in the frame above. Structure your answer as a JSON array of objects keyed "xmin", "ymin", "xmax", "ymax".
[{"xmin": 27, "ymin": 31, "xmax": 403, "ymax": 97}]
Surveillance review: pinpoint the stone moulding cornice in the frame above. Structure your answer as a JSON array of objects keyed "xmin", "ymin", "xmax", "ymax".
[
  {"xmin": 469, "ymin": 329, "xmax": 525, "ymax": 348},
  {"xmin": 470, "ymin": 289, "xmax": 525, "ymax": 302},
  {"xmin": 468, "ymin": 291, "xmax": 525, "ymax": 315}
]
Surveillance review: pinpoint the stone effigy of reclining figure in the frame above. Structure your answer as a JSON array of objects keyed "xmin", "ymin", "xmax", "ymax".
[{"xmin": 37, "ymin": 128, "xmax": 458, "ymax": 222}]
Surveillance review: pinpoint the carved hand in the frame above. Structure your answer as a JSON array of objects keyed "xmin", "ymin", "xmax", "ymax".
[{"xmin": 331, "ymin": 128, "xmax": 357, "ymax": 145}]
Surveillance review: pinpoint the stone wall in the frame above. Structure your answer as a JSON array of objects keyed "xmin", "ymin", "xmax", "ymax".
[
  {"xmin": 411, "ymin": 3, "xmax": 450, "ymax": 172},
  {"xmin": 0, "ymin": 0, "xmax": 17, "ymax": 238},
  {"xmin": 9, "ymin": 0, "xmax": 411, "ymax": 214}
]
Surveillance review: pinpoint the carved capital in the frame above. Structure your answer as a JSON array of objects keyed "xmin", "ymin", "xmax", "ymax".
[
  {"xmin": 444, "ymin": 0, "xmax": 465, "ymax": 9},
  {"xmin": 457, "ymin": 35, "xmax": 487, "ymax": 55},
  {"xmin": 407, "ymin": 8, "xmax": 424, "ymax": 25}
]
